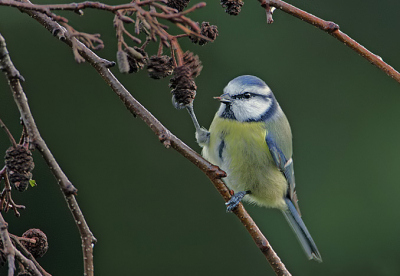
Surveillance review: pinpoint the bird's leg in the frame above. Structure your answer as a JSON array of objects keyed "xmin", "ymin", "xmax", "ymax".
[
  {"xmin": 186, "ymin": 104, "xmax": 202, "ymax": 133},
  {"xmin": 225, "ymin": 190, "xmax": 251, "ymax": 212},
  {"xmin": 186, "ymin": 104, "xmax": 210, "ymax": 145}
]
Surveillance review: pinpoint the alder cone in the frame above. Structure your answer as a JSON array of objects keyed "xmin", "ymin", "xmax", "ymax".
[
  {"xmin": 221, "ymin": 0, "xmax": 244, "ymax": 15},
  {"xmin": 21, "ymin": 229, "xmax": 49, "ymax": 258},
  {"xmin": 147, "ymin": 55, "xmax": 175, "ymax": 79},
  {"xmin": 4, "ymin": 145, "xmax": 34, "ymax": 192}
]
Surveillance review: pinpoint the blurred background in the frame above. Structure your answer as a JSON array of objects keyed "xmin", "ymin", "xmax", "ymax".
[{"xmin": 1, "ymin": 0, "xmax": 400, "ymax": 275}]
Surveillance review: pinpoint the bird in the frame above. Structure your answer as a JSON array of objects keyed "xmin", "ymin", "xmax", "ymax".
[{"xmin": 189, "ymin": 75, "xmax": 322, "ymax": 262}]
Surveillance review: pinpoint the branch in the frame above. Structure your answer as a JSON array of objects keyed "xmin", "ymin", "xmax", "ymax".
[
  {"xmin": 0, "ymin": 0, "xmax": 206, "ymax": 24},
  {"xmin": 14, "ymin": 249, "xmax": 43, "ymax": 276},
  {"xmin": 261, "ymin": 0, "xmax": 400, "ymax": 84},
  {"xmin": 0, "ymin": 32, "xmax": 96, "ymax": 276},
  {"xmin": 15, "ymin": 4, "xmax": 291, "ymax": 276},
  {"xmin": 0, "ymin": 0, "xmax": 162, "ymax": 14},
  {"xmin": 0, "ymin": 214, "xmax": 15, "ymax": 276}
]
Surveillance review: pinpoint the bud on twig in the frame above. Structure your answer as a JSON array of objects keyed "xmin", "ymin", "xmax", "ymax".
[
  {"xmin": 125, "ymin": 47, "xmax": 144, "ymax": 60},
  {"xmin": 117, "ymin": 47, "xmax": 149, "ymax": 74},
  {"xmin": 117, "ymin": 50, "xmax": 130, "ymax": 74},
  {"xmin": 125, "ymin": 46, "xmax": 149, "ymax": 73}
]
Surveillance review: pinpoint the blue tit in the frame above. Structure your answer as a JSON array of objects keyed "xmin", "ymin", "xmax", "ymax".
[{"xmin": 192, "ymin": 75, "xmax": 322, "ymax": 262}]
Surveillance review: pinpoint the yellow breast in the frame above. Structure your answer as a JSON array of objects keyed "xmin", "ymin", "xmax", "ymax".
[{"xmin": 202, "ymin": 116, "xmax": 288, "ymax": 209}]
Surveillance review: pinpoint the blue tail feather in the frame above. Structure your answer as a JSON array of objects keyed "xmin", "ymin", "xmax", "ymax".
[{"xmin": 282, "ymin": 198, "xmax": 322, "ymax": 262}]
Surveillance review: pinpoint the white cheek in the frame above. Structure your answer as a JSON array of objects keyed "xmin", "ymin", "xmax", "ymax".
[{"xmin": 233, "ymin": 99, "xmax": 272, "ymax": 122}]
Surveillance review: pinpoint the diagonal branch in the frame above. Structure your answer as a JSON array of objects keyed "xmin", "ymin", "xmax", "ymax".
[
  {"xmin": 260, "ymin": 0, "xmax": 400, "ymax": 84},
  {"xmin": 0, "ymin": 32, "xmax": 96, "ymax": 276},
  {"xmin": 15, "ymin": 4, "xmax": 291, "ymax": 276}
]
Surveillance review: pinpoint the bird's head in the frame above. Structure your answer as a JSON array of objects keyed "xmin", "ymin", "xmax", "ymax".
[{"xmin": 215, "ymin": 75, "xmax": 278, "ymax": 122}]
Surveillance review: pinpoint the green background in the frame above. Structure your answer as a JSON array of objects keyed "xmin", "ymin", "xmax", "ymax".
[{"xmin": 1, "ymin": 0, "xmax": 400, "ymax": 275}]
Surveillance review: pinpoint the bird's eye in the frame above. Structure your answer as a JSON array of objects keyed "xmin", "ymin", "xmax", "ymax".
[{"xmin": 244, "ymin": 92, "xmax": 252, "ymax": 99}]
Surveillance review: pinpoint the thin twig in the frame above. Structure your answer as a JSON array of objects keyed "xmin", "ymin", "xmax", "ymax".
[
  {"xmin": 13, "ymin": 6, "xmax": 291, "ymax": 276},
  {"xmin": 14, "ymin": 249, "xmax": 43, "ymax": 276},
  {"xmin": 261, "ymin": 0, "xmax": 400, "ymax": 84},
  {"xmin": 0, "ymin": 0, "xmax": 206, "ymax": 24},
  {"xmin": 0, "ymin": 0, "xmax": 161, "ymax": 12},
  {"xmin": 1, "ymin": 172, "xmax": 26, "ymax": 216},
  {"xmin": 0, "ymin": 118, "xmax": 18, "ymax": 148},
  {"xmin": 13, "ymin": 236, "xmax": 37, "ymax": 244},
  {"xmin": 0, "ymin": 30, "xmax": 96, "ymax": 276}
]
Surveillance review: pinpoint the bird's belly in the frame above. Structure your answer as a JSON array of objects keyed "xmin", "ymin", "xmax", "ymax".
[
  {"xmin": 223, "ymin": 144, "xmax": 287, "ymax": 209},
  {"xmin": 203, "ymin": 120, "xmax": 288, "ymax": 209}
]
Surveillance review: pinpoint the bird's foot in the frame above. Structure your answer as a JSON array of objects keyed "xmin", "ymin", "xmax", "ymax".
[{"xmin": 225, "ymin": 190, "xmax": 251, "ymax": 212}]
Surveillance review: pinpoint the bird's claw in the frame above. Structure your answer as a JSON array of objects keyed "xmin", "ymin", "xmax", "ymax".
[{"xmin": 225, "ymin": 190, "xmax": 250, "ymax": 212}]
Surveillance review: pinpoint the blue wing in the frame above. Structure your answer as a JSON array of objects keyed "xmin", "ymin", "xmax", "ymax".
[
  {"xmin": 265, "ymin": 132, "xmax": 300, "ymax": 214},
  {"xmin": 266, "ymin": 132, "xmax": 321, "ymax": 261}
]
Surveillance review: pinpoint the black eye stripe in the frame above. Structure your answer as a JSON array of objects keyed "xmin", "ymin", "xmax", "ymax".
[
  {"xmin": 232, "ymin": 92, "xmax": 253, "ymax": 99},
  {"xmin": 231, "ymin": 92, "xmax": 271, "ymax": 100}
]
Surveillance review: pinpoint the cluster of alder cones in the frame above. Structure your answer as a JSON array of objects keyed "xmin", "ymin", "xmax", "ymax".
[
  {"xmin": 116, "ymin": 20, "xmax": 218, "ymax": 109},
  {"xmin": 115, "ymin": 0, "xmax": 245, "ymax": 108}
]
